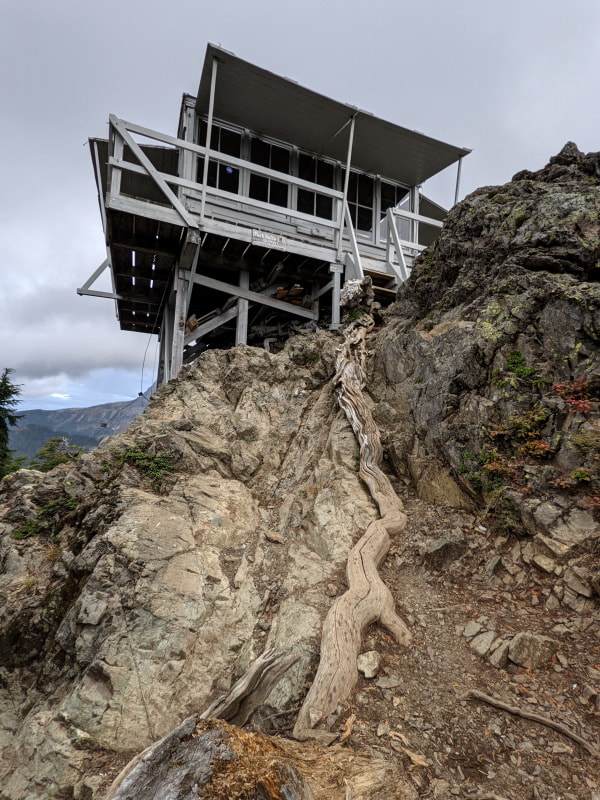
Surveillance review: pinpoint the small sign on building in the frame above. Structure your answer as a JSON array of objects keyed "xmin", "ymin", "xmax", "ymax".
[{"xmin": 252, "ymin": 229, "xmax": 287, "ymax": 250}]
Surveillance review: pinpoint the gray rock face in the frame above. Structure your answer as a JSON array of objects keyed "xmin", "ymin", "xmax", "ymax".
[
  {"xmin": 370, "ymin": 144, "xmax": 600, "ymax": 549},
  {"xmin": 508, "ymin": 632, "xmax": 560, "ymax": 669},
  {"xmin": 0, "ymin": 334, "xmax": 381, "ymax": 798}
]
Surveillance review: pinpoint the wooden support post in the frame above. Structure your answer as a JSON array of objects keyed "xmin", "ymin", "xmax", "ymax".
[
  {"xmin": 336, "ymin": 114, "xmax": 357, "ymax": 263},
  {"xmin": 235, "ymin": 270, "xmax": 250, "ymax": 346},
  {"xmin": 179, "ymin": 99, "xmax": 197, "ymax": 198},
  {"xmin": 157, "ymin": 317, "xmax": 167, "ymax": 387},
  {"xmin": 161, "ymin": 302, "xmax": 173, "ymax": 385},
  {"xmin": 329, "ymin": 264, "xmax": 343, "ymax": 330},
  {"xmin": 410, "ymin": 186, "xmax": 420, "ymax": 247},
  {"xmin": 200, "ymin": 58, "xmax": 218, "ymax": 224},
  {"xmin": 454, "ymin": 156, "xmax": 463, "ymax": 205},
  {"xmin": 170, "ymin": 275, "xmax": 188, "ymax": 378},
  {"xmin": 109, "ymin": 129, "xmax": 124, "ymax": 201}
]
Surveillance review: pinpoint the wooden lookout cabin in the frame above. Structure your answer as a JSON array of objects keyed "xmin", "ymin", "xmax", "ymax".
[{"xmin": 80, "ymin": 44, "xmax": 470, "ymax": 386}]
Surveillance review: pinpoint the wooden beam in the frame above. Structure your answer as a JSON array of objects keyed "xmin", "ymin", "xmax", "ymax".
[
  {"xmin": 184, "ymin": 306, "xmax": 239, "ymax": 345},
  {"xmin": 77, "ymin": 258, "xmax": 123, "ymax": 300},
  {"xmin": 235, "ymin": 270, "xmax": 249, "ymax": 346},
  {"xmin": 180, "ymin": 270, "xmax": 318, "ymax": 320},
  {"xmin": 110, "ymin": 115, "xmax": 197, "ymax": 229},
  {"xmin": 337, "ymin": 114, "xmax": 356, "ymax": 261},
  {"xmin": 107, "ymin": 194, "xmax": 185, "ymax": 228},
  {"xmin": 200, "ymin": 57, "xmax": 218, "ymax": 223},
  {"xmin": 170, "ymin": 275, "xmax": 187, "ymax": 378}
]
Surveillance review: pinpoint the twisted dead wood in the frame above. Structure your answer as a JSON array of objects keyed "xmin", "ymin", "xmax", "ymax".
[{"xmin": 293, "ymin": 316, "xmax": 412, "ymax": 740}]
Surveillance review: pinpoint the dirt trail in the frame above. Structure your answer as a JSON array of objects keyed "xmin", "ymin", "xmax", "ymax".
[{"xmin": 281, "ymin": 477, "xmax": 600, "ymax": 800}]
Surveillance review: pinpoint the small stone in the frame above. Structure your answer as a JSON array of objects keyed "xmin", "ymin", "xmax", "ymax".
[
  {"xmin": 420, "ymin": 534, "xmax": 467, "ymax": 569},
  {"xmin": 587, "ymin": 666, "xmax": 600, "ymax": 681},
  {"xmin": 551, "ymin": 741, "xmax": 573, "ymax": 755},
  {"xmin": 545, "ymin": 594, "xmax": 561, "ymax": 611},
  {"xmin": 508, "ymin": 632, "xmax": 560, "ymax": 669},
  {"xmin": 357, "ymin": 650, "xmax": 381, "ymax": 679},
  {"xmin": 463, "ymin": 621, "xmax": 483, "ymax": 640},
  {"xmin": 326, "ymin": 583, "xmax": 337, "ymax": 597},
  {"xmin": 564, "ymin": 567, "xmax": 593, "ymax": 598},
  {"xmin": 376, "ymin": 721, "xmax": 390, "ymax": 737},
  {"xmin": 580, "ymin": 684, "xmax": 598, "ymax": 704},
  {"xmin": 485, "ymin": 555, "xmax": 502, "ymax": 577},
  {"xmin": 532, "ymin": 554, "xmax": 556, "ymax": 573},
  {"xmin": 376, "ymin": 675, "xmax": 402, "ymax": 689},
  {"xmin": 470, "ymin": 630, "xmax": 497, "ymax": 657},
  {"xmin": 489, "ymin": 640, "xmax": 510, "ymax": 669}
]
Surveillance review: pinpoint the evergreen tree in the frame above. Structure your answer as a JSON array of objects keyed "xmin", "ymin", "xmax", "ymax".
[
  {"xmin": 0, "ymin": 368, "xmax": 23, "ymax": 479},
  {"xmin": 30, "ymin": 437, "xmax": 83, "ymax": 471}
]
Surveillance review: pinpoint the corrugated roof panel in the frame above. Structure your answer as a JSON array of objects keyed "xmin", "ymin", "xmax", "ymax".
[{"xmin": 195, "ymin": 44, "xmax": 470, "ymax": 186}]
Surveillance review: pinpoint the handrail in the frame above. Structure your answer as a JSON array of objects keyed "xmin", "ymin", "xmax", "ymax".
[
  {"xmin": 111, "ymin": 117, "xmax": 343, "ymax": 200},
  {"xmin": 386, "ymin": 207, "xmax": 410, "ymax": 282},
  {"xmin": 390, "ymin": 207, "xmax": 443, "ymax": 229},
  {"xmin": 108, "ymin": 156, "xmax": 343, "ymax": 232},
  {"xmin": 342, "ymin": 202, "xmax": 364, "ymax": 279},
  {"xmin": 107, "ymin": 116, "xmax": 447, "ymax": 286}
]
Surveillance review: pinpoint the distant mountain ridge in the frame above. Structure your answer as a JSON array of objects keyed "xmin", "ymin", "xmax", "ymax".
[{"xmin": 9, "ymin": 396, "xmax": 148, "ymax": 461}]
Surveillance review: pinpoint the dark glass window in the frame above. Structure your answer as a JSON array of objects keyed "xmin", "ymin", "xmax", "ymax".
[
  {"xmin": 297, "ymin": 153, "xmax": 335, "ymax": 219},
  {"xmin": 250, "ymin": 138, "xmax": 271, "ymax": 167},
  {"xmin": 249, "ymin": 174, "xmax": 269, "ymax": 202},
  {"xmin": 347, "ymin": 170, "xmax": 374, "ymax": 232},
  {"xmin": 196, "ymin": 158, "xmax": 239, "ymax": 194},
  {"xmin": 248, "ymin": 137, "xmax": 291, "ymax": 208},
  {"xmin": 196, "ymin": 121, "xmax": 241, "ymax": 195},
  {"xmin": 380, "ymin": 181, "xmax": 409, "ymax": 218}
]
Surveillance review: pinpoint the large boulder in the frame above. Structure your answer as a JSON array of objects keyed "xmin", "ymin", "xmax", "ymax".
[{"xmin": 372, "ymin": 144, "xmax": 600, "ymax": 548}]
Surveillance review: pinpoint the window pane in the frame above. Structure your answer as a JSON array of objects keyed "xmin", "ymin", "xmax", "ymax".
[
  {"xmin": 315, "ymin": 194, "xmax": 333, "ymax": 219},
  {"xmin": 219, "ymin": 163, "xmax": 239, "ymax": 193},
  {"xmin": 348, "ymin": 171, "xmax": 357, "ymax": 200},
  {"xmin": 357, "ymin": 205, "xmax": 372, "ymax": 232},
  {"xmin": 348, "ymin": 202, "xmax": 358, "ymax": 228},
  {"xmin": 298, "ymin": 188, "xmax": 315, "ymax": 215},
  {"xmin": 380, "ymin": 181, "xmax": 396, "ymax": 214},
  {"xmin": 219, "ymin": 128, "xmax": 241, "ymax": 157},
  {"xmin": 197, "ymin": 120, "xmax": 207, "ymax": 147},
  {"xmin": 249, "ymin": 174, "xmax": 269, "ymax": 202},
  {"xmin": 299, "ymin": 153, "xmax": 316, "ymax": 182},
  {"xmin": 207, "ymin": 161, "xmax": 217, "ymax": 188},
  {"xmin": 270, "ymin": 179, "xmax": 288, "ymax": 207},
  {"xmin": 251, "ymin": 138, "xmax": 270, "ymax": 167},
  {"xmin": 209, "ymin": 126, "xmax": 219, "ymax": 150},
  {"xmin": 271, "ymin": 145, "xmax": 290, "ymax": 174},
  {"xmin": 358, "ymin": 174, "xmax": 374, "ymax": 205},
  {"xmin": 317, "ymin": 160, "xmax": 334, "ymax": 188}
]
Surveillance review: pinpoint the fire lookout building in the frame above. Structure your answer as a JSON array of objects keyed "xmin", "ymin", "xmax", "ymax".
[{"xmin": 80, "ymin": 44, "xmax": 470, "ymax": 386}]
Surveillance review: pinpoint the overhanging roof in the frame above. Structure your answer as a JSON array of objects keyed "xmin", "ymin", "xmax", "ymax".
[{"xmin": 196, "ymin": 44, "xmax": 470, "ymax": 187}]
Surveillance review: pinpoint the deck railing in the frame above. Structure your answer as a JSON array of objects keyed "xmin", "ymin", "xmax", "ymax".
[{"xmin": 105, "ymin": 116, "xmax": 444, "ymax": 284}]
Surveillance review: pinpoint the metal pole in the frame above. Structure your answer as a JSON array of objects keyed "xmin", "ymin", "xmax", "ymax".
[
  {"xmin": 454, "ymin": 156, "xmax": 463, "ymax": 206},
  {"xmin": 336, "ymin": 114, "xmax": 357, "ymax": 261},
  {"xmin": 200, "ymin": 57, "xmax": 218, "ymax": 224}
]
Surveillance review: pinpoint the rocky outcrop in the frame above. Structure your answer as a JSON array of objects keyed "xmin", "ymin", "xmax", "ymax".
[
  {"xmin": 0, "ymin": 334, "xmax": 397, "ymax": 798},
  {"xmin": 1, "ymin": 144, "xmax": 599, "ymax": 800},
  {"xmin": 372, "ymin": 143, "xmax": 600, "ymax": 559}
]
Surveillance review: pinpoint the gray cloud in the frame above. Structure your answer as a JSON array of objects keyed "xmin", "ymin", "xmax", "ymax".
[{"xmin": 2, "ymin": 0, "xmax": 599, "ymax": 406}]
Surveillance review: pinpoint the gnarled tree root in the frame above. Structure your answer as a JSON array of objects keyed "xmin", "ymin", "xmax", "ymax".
[{"xmin": 293, "ymin": 316, "xmax": 412, "ymax": 741}]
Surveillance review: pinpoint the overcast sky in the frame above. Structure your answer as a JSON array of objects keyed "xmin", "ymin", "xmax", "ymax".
[{"xmin": 2, "ymin": 0, "xmax": 599, "ymax": 410}]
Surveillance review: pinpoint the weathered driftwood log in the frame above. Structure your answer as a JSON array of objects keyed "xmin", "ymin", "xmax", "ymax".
[
  {"xmin": 106, "ymin": 650, "xmax": 300, "ymax": 799},
  {"xmin": 293, "ymin": 316, "xmax": 412, "ymax": 741},
  {"xmin": 201, "ymin": 648, "xmax": 299, "ymax": 727}
]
